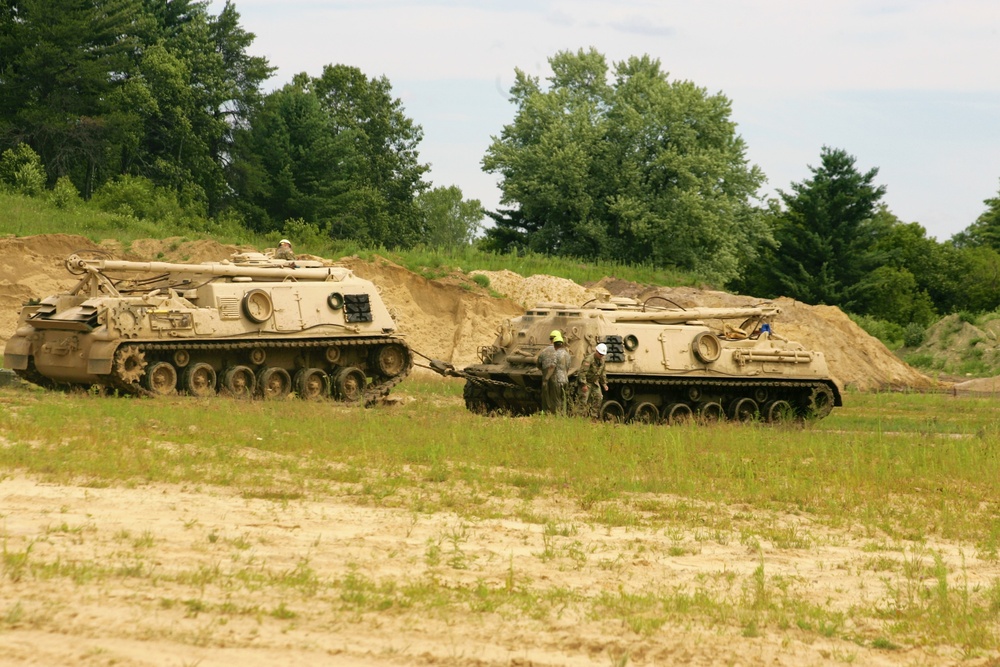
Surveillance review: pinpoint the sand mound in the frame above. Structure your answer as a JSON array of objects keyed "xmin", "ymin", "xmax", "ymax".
[
  {"xmin": 119, "ymin": 236, "xmax": 255, "ymax": 264},
  {"xmin": 0, "ymin": 234, "xmax": 938, "ymax": 391},
  {"xmin": 470, "ymin": 269, "xmax": 610, "ymax": 308},
  {"xmin": 340, "ymin": 257, "xmax": 522, "ymax": 368},
  {"xmin": 0, "ymin": 234, "xmax": 105, "ymax": 348},
  {"xmin": 621, "ymin": 285, "xmax": 937, "ymax": 392}
]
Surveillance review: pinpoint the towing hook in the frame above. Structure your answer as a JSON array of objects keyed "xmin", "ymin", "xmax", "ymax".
[{"xmin": 429, "ymin": 359, "xmax": 457, "ymax": 377}]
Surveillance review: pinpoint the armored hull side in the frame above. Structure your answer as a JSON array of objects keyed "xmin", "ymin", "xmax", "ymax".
[
  {"xmin": 4, "ymin": 253, "xmax": 411, "ymax": 404},
  {"xmin": 439, "ymin": 299, "xmax": 841, "ymax": 423}
]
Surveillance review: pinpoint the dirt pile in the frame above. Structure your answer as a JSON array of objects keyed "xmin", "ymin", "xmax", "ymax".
[
  {"xmin": 339, "ymin": 258, "xmax": 522, "ymax": 368},
  {"xmin": 470, "ymin": 269, "xmax": 611, "ymax": 308},
  {"xmin": 0, "ymin": 234, "xmax": 938, "ymax": 390},
  {"xmin": 0, "ymin": 234, "xmax": 99, "ymax": 347},
  {"xmin": 621, "ymin": 285, "xmax": 939, "ymax": 392}
]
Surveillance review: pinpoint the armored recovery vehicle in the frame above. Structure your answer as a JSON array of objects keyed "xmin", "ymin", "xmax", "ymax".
[
  {"xmin": 432, "ymin": 298, "xmax": 841, "ymax": 423},
  {"xmin": 3, "ymin": 252, "xmax": 412, "ymax": 403}
]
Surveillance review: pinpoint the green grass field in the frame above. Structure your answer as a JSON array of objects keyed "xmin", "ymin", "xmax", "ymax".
[
  {"xmin": 2, "ymin": 379, "xmax": 999, "ymax": 661},
  {"xmin": 2, "ymin": 381, "xmax": 998, "ymax": 549}
]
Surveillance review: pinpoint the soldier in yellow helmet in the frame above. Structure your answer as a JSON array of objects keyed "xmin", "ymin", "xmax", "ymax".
[{"xmin": 537, "ymin": 329, "xmax": 571, "ymax": 414}]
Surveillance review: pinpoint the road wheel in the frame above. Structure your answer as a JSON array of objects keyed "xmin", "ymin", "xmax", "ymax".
[
  {"xmin": 763, "ymin": 399, "xmax": 794, "ymax": 422},
  {"xmin": 222, "ymin": 365, "xmax": 256, "ymax": 398},
  {"xmin": 143, "ymin": 361, "xmax": 177, "ymax": 396},
  {"xmin": 257, "ymin": 367, "xmax": 291, "ymax": 400},
  {"xmin": 333, "ymin": 367, "xmax": 367, "ymax": 402},
  {"xmin": 728, "ymin": 397, "xmax": 759, "ymax": 422},
  {"xmin": 599, "ymin": 400, "xmax": 625, "ymax": 423},
  {"xmin": 629, "ymin": 401, "xmax": 659, "ymax": 424},
  {"xmin": 697, "ymin": 401, "xmax": 725, "ymax": 423},
  {"xmin": 294, "ymin": 368, "xmax": 329, "ymax": 399},
  {"xmin": 662, "ymin": 402, "xmax": 693, "ymax": 425},
  {"xmin": 183, "ymin": 362, "xmax": 216, "ymax": 397}
]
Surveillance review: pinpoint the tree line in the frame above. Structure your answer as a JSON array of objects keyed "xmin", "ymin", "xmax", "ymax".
[{"xmin": 2, "ymin": 3, "xmax": 999, "ymax": 338}]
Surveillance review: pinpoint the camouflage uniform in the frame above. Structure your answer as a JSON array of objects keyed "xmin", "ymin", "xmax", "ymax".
[
  {"xmin": 275, "ymin": 245, "xmax": 295, "ymax": 260},
  {"xmin": 575, "ymin": 352, "xmax": 608, "ymax": 417},
  {"xmin": 537, "ymin": 344, "xmax": 571, "ymax": 414}
]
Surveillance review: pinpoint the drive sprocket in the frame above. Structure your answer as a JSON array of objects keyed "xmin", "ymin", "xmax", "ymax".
[{"xmin": 114, "ymin": 345, "xmax": 147, "ymax": 384}]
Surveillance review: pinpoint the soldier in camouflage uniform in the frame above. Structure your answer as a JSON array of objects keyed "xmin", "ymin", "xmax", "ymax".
[
  {"xmin": 575, "ymin": 343, "xmax": 609, "ymax": 418},
  {"xmin": 537, "ymin": 329, "xmax": 571, "ymax": 414},
  {"xmin": 275, "ymin": 239, "xmax": 295, "ymax": 260}
]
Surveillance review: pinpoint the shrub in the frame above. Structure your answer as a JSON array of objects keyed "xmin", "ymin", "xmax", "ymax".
[
  {"xmin": 902, "ymin": 353, "xmax": 936, "ymax": 370},
  {"xmin": 92, "ymin": 175, "xmax": 190, "ymax": 224},
  {"xmin": 471, "ymin": 274, "xmax": 490, "ymax": 289},
  {"xmin": 902, "ymin": 323, "xmax": 925, "ymax": 348},
  {"xmin": 850, "ymin": 314, "xmax": 904, "ymax": 349},
  {"xmin": 0, "ymin": 143, "xmax": 46, "ymax": 196},
  {"xmin": 49, "ymin": 176, "xmax": 81, "ymax": 209},
  {"xmin": 272, "ymin": 218, "xmax": 330, "ymax": 254}
]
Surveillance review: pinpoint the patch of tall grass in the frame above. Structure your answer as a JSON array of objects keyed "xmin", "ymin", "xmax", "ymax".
[
  {"xmin": 0, "ymin": 191, "xmax": 262, "ymax": 247},
  {"xmin": 2, "ymin": 383, "xmax": 999, "ymax": 554}
]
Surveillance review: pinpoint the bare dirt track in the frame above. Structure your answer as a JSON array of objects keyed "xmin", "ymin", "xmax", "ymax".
[
  {"xmin": 4, "ymin": 235, "xmax": 991, "ymax": 667},
  {"xmin": 2, "ymin": 473, "xmax": 998, "ymax": 667}
]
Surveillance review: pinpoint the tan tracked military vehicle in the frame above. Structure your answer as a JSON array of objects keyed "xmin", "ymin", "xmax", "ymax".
[
  {"xmin": 4, "ymin": 252, "xmax": 411, "ymax": 403},
  {"xmin": 432, "ymin": 297, "xmax": 841, "ymax": 423}
]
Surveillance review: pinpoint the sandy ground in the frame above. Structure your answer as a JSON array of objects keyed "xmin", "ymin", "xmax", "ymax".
[{"xmin": 2, "ymin": 473, "xmax": 998, "ymax": 667}]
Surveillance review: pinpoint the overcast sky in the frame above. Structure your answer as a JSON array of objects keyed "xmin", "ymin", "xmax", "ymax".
[{"xmin": 211, "ymin": 0, "xmax": 1000, "ymax": 241}]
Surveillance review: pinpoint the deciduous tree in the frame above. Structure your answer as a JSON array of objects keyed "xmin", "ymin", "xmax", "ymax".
[
  {"xmin": 952, "ymin": 180, "xmax": 1000, "ymax": 252},
  {"xmin": 482, "ymin": 48, "xmax": 769, "ymax": 284},
  {"xmin": 305, "ymin": 65, "xmax": 428, "ymax": 247},
  {"xmin": 416, "ymin": 185, "xmax": 483, "ymax": 249}
]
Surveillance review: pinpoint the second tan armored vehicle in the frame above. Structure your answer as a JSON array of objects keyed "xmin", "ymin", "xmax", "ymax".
[
  {"xmin": 432, "ymin": 298, "xmax": 841, "ymax": 422},
  {"xmin": 4, "ymin": 252, "xmax": 411, "ymax": 403}
]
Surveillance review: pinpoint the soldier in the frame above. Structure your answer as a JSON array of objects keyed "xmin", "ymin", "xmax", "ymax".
[
  {"xmin": 275, "ymin": 239, "xmax": 295, "ymax": 260},
  {"xmin": 537, "ymin": 329, "xmax": 571, "ymax": 414},
  {"xmin": 576, "ymin": 343, "xmax": 609, "ymax": 418}
]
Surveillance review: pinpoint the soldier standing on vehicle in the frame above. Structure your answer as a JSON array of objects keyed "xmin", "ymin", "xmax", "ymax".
[
  {"xmin": 537, "ymin": 330, "xmax": 571, "ymax": 414},
  {"xmin": 275, "ymin": 239, "xmax": 295, "ymax": 260},
  {"xmin": 576, "ymin": 342, "xmax": 609, "ymax": 418}
]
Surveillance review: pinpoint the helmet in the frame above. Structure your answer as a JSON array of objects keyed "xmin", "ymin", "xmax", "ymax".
[
  {"xmin": 595, "ymin": 343, "xmax": 608, "ymax": 355},
  {"xmin": 279, "ymin": 239, "xmax": 291, "ymax": 246},
  {"xmin": 549, "ymin": 330, "xmax": 563, "ymax": 343}
]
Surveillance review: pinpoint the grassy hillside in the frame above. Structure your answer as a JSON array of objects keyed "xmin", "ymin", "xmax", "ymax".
[
  {"xmin": 0, "ymin": 191, "xmax": 700, "ymax": 289},
  {"xmin": 901, "ymin": 312, "xmax": 1000, "ymax": 379}
]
